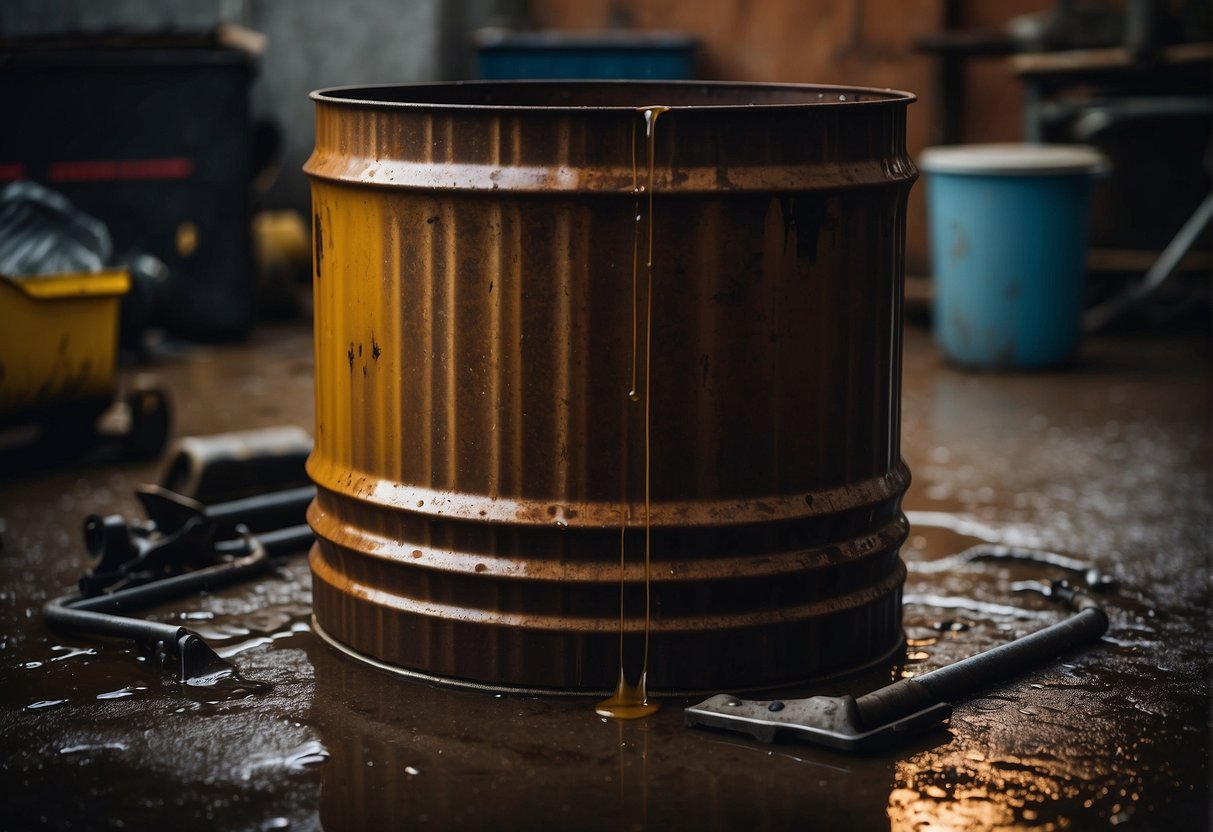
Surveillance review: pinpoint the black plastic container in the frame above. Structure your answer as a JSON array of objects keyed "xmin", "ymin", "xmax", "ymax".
[{"xmin": 0, "ymin": 46, "xmax": 255, "ymax": 338}]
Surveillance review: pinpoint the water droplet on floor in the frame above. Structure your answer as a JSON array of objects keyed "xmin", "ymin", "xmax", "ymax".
[
  {"xmin": 934, "ymin": 619, "xmax": 971, "ymax": 632},
  {"xmin": 192, "ymin": 622, "xmax": 252, "ymax": 641},
  {"xmin": 60, "ymin": 742, "xmax": 127, "ymax": 755},
  {"xmin": 50, "ymin": 646, "xmax": 97, "ymax": 662},
  {"xmin": 970, "ymin": 698, "xmax": 1008, "ymax": 712},
  {"xmin": 239, "ymin": 740, "xmax": 329, "ymax": 781},
  {"xmin": 27, "ymin": 699, "xmax": 66, "ymax": 710},
  {"xmin": 284, "ymin": 741, "xmax": 329, "ymax": 769},
  {"xmin": 216, "ymin": 637, "xmax": 274, "ymax": 658},
  {"xmin": 184, "ymin": 668, "xmax": 273, "ymax": 701},
  {"xmin": 215, "ymin": 620, "xmax": 311, "ymax": 659}
]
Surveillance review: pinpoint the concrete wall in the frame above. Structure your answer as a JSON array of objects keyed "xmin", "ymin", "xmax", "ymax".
[
  {"xmin": 247, "ymin": 0, "xmax": 530, "ymax": 211},
  {"xmin": 248, "ymin": 0, "xmax": 442, "ymax": 211}
]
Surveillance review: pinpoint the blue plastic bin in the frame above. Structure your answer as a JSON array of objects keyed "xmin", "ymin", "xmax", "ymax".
[
  {"xmin": 920, "ymin": 144, "xmax": 1106, "ymax": 368},
  {"xmin": 474, "ymin": 30, "xmax": 698, "ymax": 80}
]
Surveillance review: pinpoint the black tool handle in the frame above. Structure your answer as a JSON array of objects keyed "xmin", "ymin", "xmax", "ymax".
[
  {"xmin": 854, "ymin": 602, "xmax": 1108, "ymax": 730},
  {"xmin": 47, "ymin": 601, "xmax": 187, "ymax": 644},
  {"xmin": 205, "ymin": 486, "xmax": 316, "ymax": 536},
  {"xmin": 226, "ymin": 524, "xmax": 314, "ymax": 560}
]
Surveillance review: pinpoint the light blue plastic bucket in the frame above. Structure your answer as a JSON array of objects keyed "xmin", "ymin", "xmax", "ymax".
[{"xmin": 920, "ymin": 143, "xmax": 1106, "ymax": 368}]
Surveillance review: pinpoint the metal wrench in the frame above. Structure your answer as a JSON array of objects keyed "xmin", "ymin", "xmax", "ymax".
[{"xmin": 686, "ymin": 582, "xmax": 1107, "ymax": 753}]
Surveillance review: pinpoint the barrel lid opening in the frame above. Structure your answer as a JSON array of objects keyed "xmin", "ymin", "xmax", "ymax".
[
  {"xmin": 311, "ymin": 80, "xmax": 915, "ymax": 110},
  {"xmin": 919, "ymin": 143, "xmax": 1108, "ymax": 175}
]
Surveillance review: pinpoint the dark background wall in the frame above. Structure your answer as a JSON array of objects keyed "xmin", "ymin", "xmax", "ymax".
[{"xmin": 2, "ymin": 0, "xmax": 1061, "ymax": 274}]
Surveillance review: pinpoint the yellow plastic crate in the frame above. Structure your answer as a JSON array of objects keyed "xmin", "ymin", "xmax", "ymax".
[{"xmin": 0, "ymin": 269, "xmax": 130, "ymax": 419}]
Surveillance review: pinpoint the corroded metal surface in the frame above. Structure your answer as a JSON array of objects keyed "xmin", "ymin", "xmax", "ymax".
[{"xmin": 304, "ymin": 81, "xmax": 917, "ymax": 691}]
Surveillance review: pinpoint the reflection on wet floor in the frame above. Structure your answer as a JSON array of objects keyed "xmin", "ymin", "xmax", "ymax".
[
  {"xmin": 0, "ymin": 323, "xmax": 1208, "ymax": 830},
  {"xmin": 888, "ymin": 501, "xmax": 1206, "ymax": 828}
]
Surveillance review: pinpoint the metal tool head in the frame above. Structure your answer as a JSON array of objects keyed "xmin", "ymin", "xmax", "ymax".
[
  {"xmin": 175, "ymin": 631, "xmax": 237, "ymax": 685},
  {"xmin": 685, "ymin": 693, "xmax": 951, "ymax": 754},
  {"xmin": 136, "ymin": 484, "xmax": 209, "ymax": 535}
]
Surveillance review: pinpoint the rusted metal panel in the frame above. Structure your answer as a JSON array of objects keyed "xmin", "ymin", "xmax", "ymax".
[{"xmin": 305, "ymin": 81, "xmax": 917, "ymax": 692}]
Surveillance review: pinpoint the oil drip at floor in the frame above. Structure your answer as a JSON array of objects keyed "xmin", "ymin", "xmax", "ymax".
[{"xmin": 596, "ymin": 105, "xmax": 668, "ymax": 721}]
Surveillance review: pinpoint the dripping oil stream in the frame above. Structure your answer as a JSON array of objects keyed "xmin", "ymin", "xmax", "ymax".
[{"xmin": 598, "ymin": 106, "xmax": 668, "ymax": 720}]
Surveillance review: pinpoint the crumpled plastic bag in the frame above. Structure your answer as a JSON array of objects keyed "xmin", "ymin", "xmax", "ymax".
[{"xmin": 0, "ymin": 181, "xmax": 112, "ymax": 276}]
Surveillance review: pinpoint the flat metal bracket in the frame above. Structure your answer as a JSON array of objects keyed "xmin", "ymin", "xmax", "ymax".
[{"xmin": 685, "ymin": 693, "xmax": 951, "ymax": 753}]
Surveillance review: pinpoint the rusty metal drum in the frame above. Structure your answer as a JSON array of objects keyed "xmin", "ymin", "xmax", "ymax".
[{"xmin": 305, "ymin": 81, "xmax": 916, "ymax": 693}]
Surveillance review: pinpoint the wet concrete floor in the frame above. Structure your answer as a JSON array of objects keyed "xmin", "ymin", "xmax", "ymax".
[{"xmin": 0, "ymin": 321, "xmax": 1208, "ymax": 830}]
